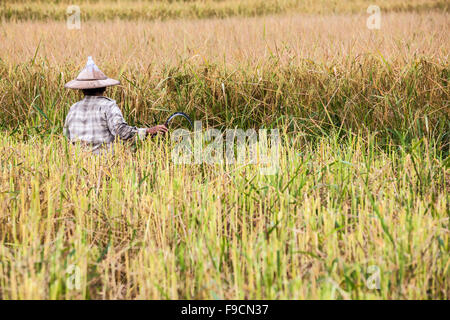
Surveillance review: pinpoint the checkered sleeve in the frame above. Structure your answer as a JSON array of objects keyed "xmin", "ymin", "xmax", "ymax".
[{"xmin": 106, "ymin": 103, "xmax": 147, "ymax": 141}]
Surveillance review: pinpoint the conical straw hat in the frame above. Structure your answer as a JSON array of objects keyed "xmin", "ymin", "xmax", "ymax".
[{"xmin": 65, "ymin": 56, "xmax": 120, "ymax": 89}]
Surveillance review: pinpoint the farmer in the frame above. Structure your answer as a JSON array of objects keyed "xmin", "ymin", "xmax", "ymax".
[{"xmin": 63, "ymin": 56, "xmax": 167, "ymax": 154}]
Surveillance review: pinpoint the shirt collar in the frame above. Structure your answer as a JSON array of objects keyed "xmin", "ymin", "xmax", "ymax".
[{"xmin": 83, "ymin": 95, "xmax": 107, "ymax": 102}]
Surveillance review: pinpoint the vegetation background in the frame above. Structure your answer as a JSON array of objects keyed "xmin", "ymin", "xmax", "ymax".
[{"xmin": 0, "ymin": 0, "xmax": 448, "ymax": 299}]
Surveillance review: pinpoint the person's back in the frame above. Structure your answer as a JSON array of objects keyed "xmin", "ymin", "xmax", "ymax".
[
  {"xmin": 64, "ymin": 95, "xmax": 147, "ymax": 153},
  {"xmin": 63, "ymin": 56, "xmax": 167, "ymax": 153}
]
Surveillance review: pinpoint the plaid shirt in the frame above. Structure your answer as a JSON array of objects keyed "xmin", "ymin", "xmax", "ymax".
[{"xmin": 63, "ymin": 95, "xmax": 146, "ymax": 153}]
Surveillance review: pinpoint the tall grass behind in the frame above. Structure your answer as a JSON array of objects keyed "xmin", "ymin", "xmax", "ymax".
[
  {"xmin": 1, "ymin": 54, "xmax": 448, "ymax": 154},
  {"xmin": 1, "ymin": 13, "xmax": 448, "ymax": 152}
]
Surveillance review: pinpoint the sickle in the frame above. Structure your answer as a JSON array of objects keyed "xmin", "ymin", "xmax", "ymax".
[{"xmin": 164, "ymin": 112, "xmax": 193, "ymax": 129}]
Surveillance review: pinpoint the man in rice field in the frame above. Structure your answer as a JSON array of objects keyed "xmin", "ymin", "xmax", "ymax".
[{"xmin": 63, "ymin": 56, "xmax": 167, "ymax": 154}]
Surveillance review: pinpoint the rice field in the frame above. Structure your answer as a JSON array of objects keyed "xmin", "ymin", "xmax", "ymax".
[
  {"xmin": 0, "ymin": 0, "xmax": 448, "ymax": 300},
  {"xmin": 2, "ymin": 0, "xmax": 448, "ymax": 21}
]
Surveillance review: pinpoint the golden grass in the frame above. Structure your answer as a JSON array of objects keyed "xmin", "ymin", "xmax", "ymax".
[
  {"xmin": 0, "ymin": 133, "xmax": 448, "ymax": 299},
  {"xmin": 1, "ymin": 12, "xmax": 448, "ymax": 145},
  {"xmin": 1, "ymin": 12, "xmax": 448, "ymax": 66}
]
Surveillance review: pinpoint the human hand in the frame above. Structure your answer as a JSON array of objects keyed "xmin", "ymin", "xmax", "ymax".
[{"xmin": 146, "ymin": 125, "xmax": 168, "ymax": 136}]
